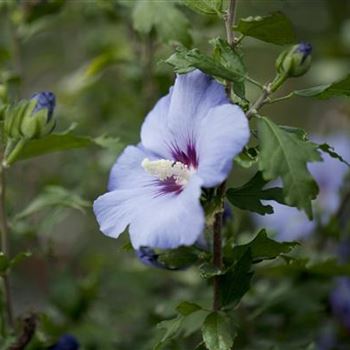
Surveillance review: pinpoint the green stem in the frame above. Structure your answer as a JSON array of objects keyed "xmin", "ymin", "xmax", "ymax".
[
  {"xmin": 224, "ymin": 0, "xmax": 237, "ymax": 47},
  {"xmin": 0, "ymin": 161, "xmax": 14, "ymax": 329},
  {"xmin": 234, "ymin": 34, "xmax": 245, "ymax": 45},
  {"xmin": 3, "ymin": 139, "xmax": 27, "ymax": 167},
  {"xmin": 267, "ymin": 91, "xmax": 294, "ymax": 104},
  {"xmin": 245, "ymin": 75, "xmax": 264, "ymax": 89},
  {"xmin": 246, "ymin": 86, "xmax": 270, "ymax": 119},
  {"xmin": 246, "ymin": 73, "xmax": 289, "ymax": 119},
  {"xmin": 270, "ymin": 73, "xmax": 287, "ymax": 93}
]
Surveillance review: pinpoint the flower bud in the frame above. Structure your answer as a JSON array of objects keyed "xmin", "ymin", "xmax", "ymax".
[
  {"xmin": 276, "ymin": 42, "xmax": 312, "ymax": 78},
  {"xmin": 49, "ymin": 334, "xmax": 79, "ymax": 350},
  {"xmin": 136, "ymin": 246, "xmax": 165, "ymax": 269},
  {"xmin": 5, "ymin": 91, "xmax": 56, "ymax": 139}
]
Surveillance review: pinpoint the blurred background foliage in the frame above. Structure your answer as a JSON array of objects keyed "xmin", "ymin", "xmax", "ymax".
[{"xmin": 0, "ymin": 0, "xmax": 349, "ymax": 349}]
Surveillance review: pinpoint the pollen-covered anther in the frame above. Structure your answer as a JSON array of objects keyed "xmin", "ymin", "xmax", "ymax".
[{"xmin": 141, "ymin": 158, "xmax": 193, "ymax": 185}]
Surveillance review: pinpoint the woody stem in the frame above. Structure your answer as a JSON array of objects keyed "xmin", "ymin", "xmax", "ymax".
[{"xmin": 212, "ymin": 0, "xmax": 238, "ymax": 312}]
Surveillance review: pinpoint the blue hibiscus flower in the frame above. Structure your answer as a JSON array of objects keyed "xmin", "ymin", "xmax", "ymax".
[{"xmin": 94, "ymin": 70, "xmax": 249, "ymax": 249}]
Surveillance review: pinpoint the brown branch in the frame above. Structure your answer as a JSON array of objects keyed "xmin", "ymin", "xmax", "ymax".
[
  {"xmin": 212, "ymin": 182, "xmax": 226, "ymax": 311},
  {"xmin": 9, "ymin": 313, "xmax": 37, "ymax": 350},
  {"xmin": 212, "ymin": 0, "xmax": 239, "ymax": 312}
]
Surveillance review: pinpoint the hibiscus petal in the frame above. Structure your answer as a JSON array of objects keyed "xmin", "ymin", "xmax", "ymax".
[
  {"xmin": 108, "ymin": 145, "xmax": 155, "ymax": 191},
  {"xmin": 196, "ymin": 104, "xmax": 250, "ymax": 187},
  {"xmin": 167, "ymin": 70, "xmax": 228, "ymax": 133},
  {"xmin": 94, "ymin": 174, "xmax": 205, "ymax": 249},
  {"xmin": 140, "ymin": 90, "xmax": 173, "ymax": 159},
  {"xmin": 93, "ymin": 188, "xmax": 140, "ymax": 239},
  {"xmin": 129, "ymin": 175, "xmax": 205, "ymax": 249},
  {"xmin": 141, "ymin": 70, "xmax": 229, "ymax": 159}
]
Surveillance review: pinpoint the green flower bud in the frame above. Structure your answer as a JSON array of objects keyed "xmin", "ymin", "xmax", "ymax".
[
  {"xmin": 4, "ymin": 91, "xmax": 56, "ymax": 139},
  {"xmin": 276, "ymin": 42, "xmax": 312, "ymax": 78}
]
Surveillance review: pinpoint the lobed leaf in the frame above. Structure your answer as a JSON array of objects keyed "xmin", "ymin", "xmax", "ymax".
[
  {"xmin": 230, "ymin": 230, "xmax": 299, "ymax": 263},
  {"xmin": 257, "ymin": 117, "xmax": 321, "ymax": 218},
  {"xmin": 235, "ymin": 12, "xmax": 296, "ymax": 45},
  {"xmin": 165, "ymin": 47, "xmax": 244, "ymax": 83},
  {"xmin": 234, "ymin": 147, "xmax": 259, "ymax": 168},
  {"xmin": 220, "ymin": 250, "xmax": 254, "ymax": 308},
  {"xmin": 226, "ymin": 172, "xmax": 285, "ymax": 215},
  {"xmin": 318, "ymin": 143, "xmax": 350, "ymax": 167},
  {"xmin": 211, "ymin": 37, "xmax": 246, "ymax": 97}
]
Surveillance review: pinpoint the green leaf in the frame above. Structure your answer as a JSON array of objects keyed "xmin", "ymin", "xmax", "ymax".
[
  {"xmin": 211, "ymin": 37, "xmax": 246, "ymax": 97},
  {"xmin": 319, "ymin": 143, "xmax": 350, "ymax": 167},
  {"xmin": 165, "ymin": 47, "xmax": 244, "ymax": 83},
  {"xmin": 176, "ymin": 301, "xmax": 202, "ymax": 316},
  {"xmin": 132, "ymin": 1, "xmax": 191, "ymax": 45},
  {"xmin": 17, "ymin": 134, "xmax": 89, "ymax": 160},
  {"xmin": 182, "ymin": 0, "xmax": 223, "ymax": 15},
  {"xmin": 226, "ymin": 172, "xmax": 285, "ymax": 215},
  {"xmin": 235, "ymin": 12, "xmax": 296, "ymax": 45},
  {"xmin": 257, "ymin": 117, "xmax": 321, "ymax": 218},
  {"xmin": 0, "ymin": 251, "xmax": 31, "ymax": 276},
  {"xmin": 156, "ymin": 316, "xmax": 183, "ymax": 346},
  {"xmin": 0, "ymin": 252, "xmax": 10, "ymax": 274},
  {"xmin": 294, "ymin": 74, "xmax": 350, "ymax": 99},
  {"xmin": 202, "ymin": 312, "xmax": 234, "ymax": 350},
  {"xmin": 220, "ymin": 250, "xmax": 253, "ymax": 307},
  {"xmin": 155, "ymin": 308, "xmax": 209, "ymax": 349},
  {"xmin": 199, "ymin": 262, "xmax": 224, "ymax": 279},
  {"xmin": 230, "ymin": 230, "xmax": 299, "ymax": 263},
  {"xmin": 157, "ymin": 246, "xmax": 199, "ymax": 269},
  {"xmin": 15, "ymin": 186, "xmax": 91, "ymax": 219},
  {"xmin": 234, "ymin": 147, "xmax": 259, "ymax": 168},
  {"xmin": 10, "ymin": 251, "xmax": 32, "ymax": 269},
  {"xmin": 11, "ymin": 126, "xmax": 121, "ymax": 163}
]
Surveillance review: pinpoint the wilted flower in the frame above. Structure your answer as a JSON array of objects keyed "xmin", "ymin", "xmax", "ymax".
[
  {"xmin": 254, "ymin": 134, "xmax": 350, "ymax": 241},
  {"xmin": 94, "ymin": 70, "xmax": 249, "ymax": 249},
  {"xmin": 276, "ymin": 42, "xmax": 312, "ymax": 78},
  {"xmin": 49, "ymin": 334, "xmax": 79, "ymax": 350}
]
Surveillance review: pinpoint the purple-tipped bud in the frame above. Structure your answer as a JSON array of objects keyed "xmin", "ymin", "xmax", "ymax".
[
  {"xmin": 276, "ymin": 42, "xmax": 312, "ymax": 78},
  {"xmin": 136, "ymin": 246, "xmax": 165, "ymax": 269},
  {"xmin": 31, "ymin": 91, "xmax": 56, "ymax": 121},
  {"xmin": 49, "ymin": 334, "xmax": 79, "ymax": 350},
  {"xmin": 296, "ymin": 42, "xmax": 312, "ymax": 63},
  {"xmin": 4, "ymin": 91, "xmax": 57, "ymax": 139}
]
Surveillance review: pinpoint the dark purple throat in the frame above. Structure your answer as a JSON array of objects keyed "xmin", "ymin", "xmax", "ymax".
[{"xmin": 170, "ymin": 141, "xmax": 198, "ymax": 168}]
